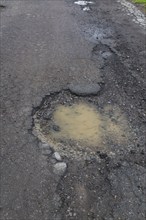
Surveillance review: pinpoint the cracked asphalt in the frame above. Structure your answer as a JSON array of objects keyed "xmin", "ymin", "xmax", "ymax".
[{"xmin": 0, "ymin": 0, "xmax": 146, "ymax": 220}]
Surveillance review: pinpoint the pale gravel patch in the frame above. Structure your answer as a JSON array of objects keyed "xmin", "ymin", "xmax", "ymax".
[
  {"xmin": 117, "ymin": 0, "xmax": 146, "ymax": 27},
  {"xmin": 74, "ymin": 1, "xmax": 93, "ymax": 6}
]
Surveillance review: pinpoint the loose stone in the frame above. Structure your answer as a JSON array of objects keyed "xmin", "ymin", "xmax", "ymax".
[
  {"xmin": 42, "ymin": 148, "xmax": 52, "ymax": 156},
  {"xmin": 39, "ymin": 142, "xmax": 50, "ymax": 149},
  {"xmin": 54, "ymin": 162, "xmax": 67, "ymax": 175},
  {"xmin": 101, "ymin": 51, "xmax": 112, "ymax": 59},
  {"xmin": 53, "ymin": 152, "xmax": 62, "ymax": 161}
]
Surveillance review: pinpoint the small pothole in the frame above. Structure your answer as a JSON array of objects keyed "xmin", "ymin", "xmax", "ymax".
[{"xmin": 33, "ymin": 90, "xmax": 131, "ymax": 158}]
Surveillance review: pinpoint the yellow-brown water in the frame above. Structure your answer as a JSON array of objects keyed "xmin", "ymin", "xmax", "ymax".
[{"xmin": 49, "ymin": 103, "xmax": 129, "ymax": 147}]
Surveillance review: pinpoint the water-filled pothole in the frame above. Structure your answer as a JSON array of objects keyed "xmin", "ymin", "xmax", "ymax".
[{"xmin": 33, "ymin": 91, "xmax": 131, "ymax": 158}]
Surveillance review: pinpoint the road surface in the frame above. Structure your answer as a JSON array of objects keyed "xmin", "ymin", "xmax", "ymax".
[{"xmin": 0, "ymin": 0, "xmax": 146, "ymax": 220}]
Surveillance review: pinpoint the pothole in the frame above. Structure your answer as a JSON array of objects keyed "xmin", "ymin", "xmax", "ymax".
[
  {"xmin": 33, "ymin": 90, "xmax": 131, "ymax": 158},
  {"xmin": 83, "ymin": 26, "xmax": 115, "ymax": 46}
]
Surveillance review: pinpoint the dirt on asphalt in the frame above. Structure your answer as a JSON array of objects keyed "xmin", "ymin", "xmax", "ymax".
[{"xmin": 0, "ymin": 0, "xmax": 146, "ymax": 220}]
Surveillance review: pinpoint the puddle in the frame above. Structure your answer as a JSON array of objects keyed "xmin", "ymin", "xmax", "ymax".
[
  {"xmin": 33, "ymin": 92, "xmax": 131, "ymax": 158},
  {"xmin": 50, "ymin": 103, "xmax": 102, "ymax": 146},
  {"xmin": 49, "ymin": 103, "xmax": 129, "ymax": 148}
]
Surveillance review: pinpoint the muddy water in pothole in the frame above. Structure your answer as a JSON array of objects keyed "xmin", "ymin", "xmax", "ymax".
[
  {"xmin": 48, "ymin": 103, "xmax": 129, "ymax": 148},
  {"xmin": 51, "ymin": 103, "xmax": 102, "ymax": 146}
]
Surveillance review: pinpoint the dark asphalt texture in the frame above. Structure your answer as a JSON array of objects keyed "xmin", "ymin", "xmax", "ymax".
[{"xmin": 0, "ymin": 0, "xmax": 146, "ymax": 220}]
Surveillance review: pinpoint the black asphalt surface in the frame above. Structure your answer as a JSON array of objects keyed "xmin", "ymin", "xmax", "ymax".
[{"xmin": 0, "ymin": 0, "xmax": 146, "ymax": 220}]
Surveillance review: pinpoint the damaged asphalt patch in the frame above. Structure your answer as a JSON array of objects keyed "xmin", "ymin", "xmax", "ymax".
[
  {"xmin": 68, "ymin": 83, "xmax": 101, "ymax": 96},
  {"xmin": 32, "ymin": 86, "xmax": 145, "ymax": 219}
]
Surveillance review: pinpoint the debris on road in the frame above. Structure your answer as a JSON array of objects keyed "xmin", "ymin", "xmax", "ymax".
[
  {"xmin": 52, "ymin": 152, "xmax": 62, "ymax": 161},
  {"xmin": 54, "ymin": 162, "xmax": 67, "ymax": 175}
]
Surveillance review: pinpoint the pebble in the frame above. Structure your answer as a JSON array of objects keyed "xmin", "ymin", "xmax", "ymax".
[
  {"xmin": 39, "ymin": 142, "xmax": 52, "ymax": 155},
  {"xmin": 39, "ymin": 142, "xmax": 50, "ymax": 149},
  {"xmin": 54, "ymin": 162, "xmax": 67, "ymax": 175},
  {"xmin": 52, "ymin": 125, "xmax": 60, "ymax": 132},
  {"xmin": 42, "ymin": 148, "xmax": 52, "ymax": 156},
  {"xmin": 83, "ymin": 7, "xmax": 90, "ymax": 11},
  {"xmin": 52, "ymin": 152, "xmax": 62, "ymax": 161},
  {"xmin": 50, "ymin": 158, "xmax": 57, "ymax": 164},
  {"xmin": 101, "ymin": 51, "xmax": 112, "ymax": 59},
  {"xmin": 43, "ymin": 110, "xmax": 52, "ymax": 119}
]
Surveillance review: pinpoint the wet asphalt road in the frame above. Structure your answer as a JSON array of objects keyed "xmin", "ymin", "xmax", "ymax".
[{"xmin": 0, "ymin": 0, "xmax": 146, "ymax": 220}]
